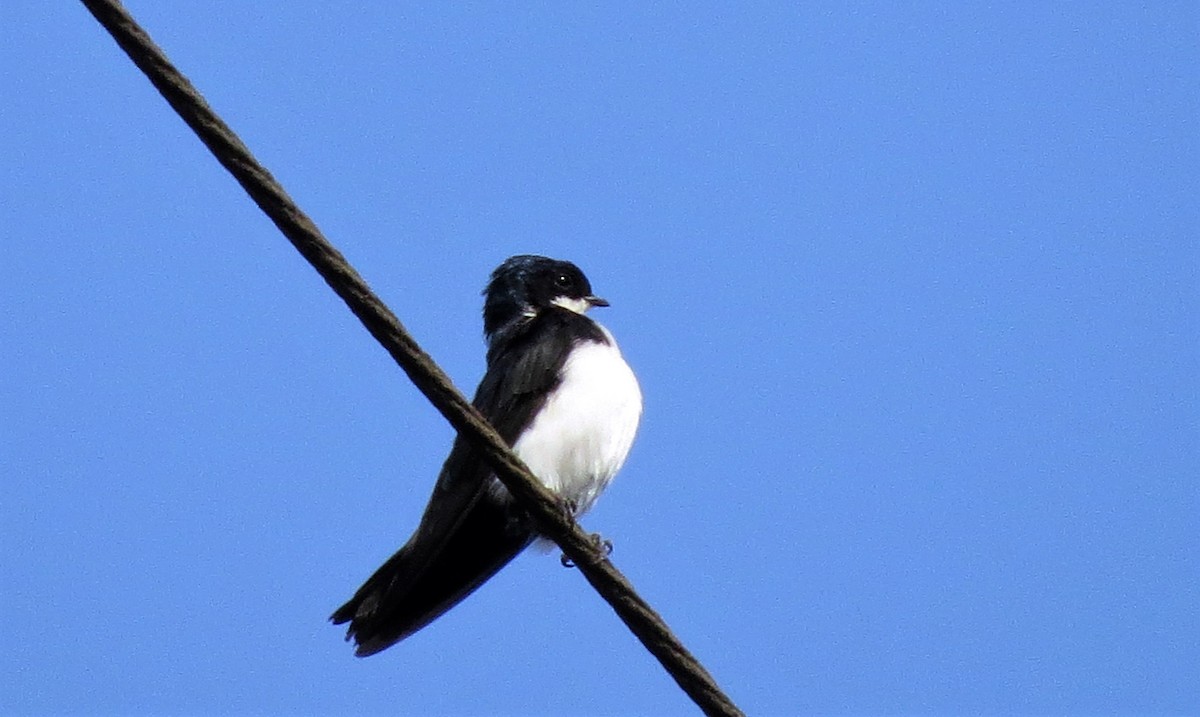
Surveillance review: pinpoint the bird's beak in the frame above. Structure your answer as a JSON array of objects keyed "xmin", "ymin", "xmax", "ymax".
[{"xmin": 586, "ymin": 295, "xmax": 610, "ymax": 308}]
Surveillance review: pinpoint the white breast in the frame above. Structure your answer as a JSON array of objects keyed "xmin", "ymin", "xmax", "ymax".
[{"xmin": 508, "ymin": 331, "xmax": 642, "ymax": 515}]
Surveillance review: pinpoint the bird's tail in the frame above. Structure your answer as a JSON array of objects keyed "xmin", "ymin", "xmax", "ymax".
[{"xmin": 331, "ymin": 498, "xmax": 533, "ymax": 656}]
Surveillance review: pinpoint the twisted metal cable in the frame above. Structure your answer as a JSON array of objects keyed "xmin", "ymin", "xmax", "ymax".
[{"xmin": 78, "ymin": 2, "xmax": 745, "ymax": 715}]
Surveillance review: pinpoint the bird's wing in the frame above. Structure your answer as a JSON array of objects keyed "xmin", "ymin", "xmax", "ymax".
[{"xmin": 331, "ymin": 310, "xmax": 595, "ymax": 653}]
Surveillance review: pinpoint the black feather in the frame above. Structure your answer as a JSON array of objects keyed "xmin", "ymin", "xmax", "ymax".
[{"xmin": 331, "ymin": 257, "xmax": 609, "ymax": 655}]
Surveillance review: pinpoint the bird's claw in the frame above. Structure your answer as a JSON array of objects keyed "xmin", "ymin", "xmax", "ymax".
[
  {"xmin": 592, "ymin": 532, "xmax": 614, "ymax": 556},
  {"xmin": 556, "ymin": 497, "xmax": 579, "ymax": 520},
  {"xmin": 559, "ymin": 532, "xmax": 613, "ymax": 568}
]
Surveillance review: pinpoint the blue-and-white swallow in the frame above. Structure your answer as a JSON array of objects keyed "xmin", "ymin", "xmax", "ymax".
[{"xmin": 331, "ymin": 255, "xmax": 642, "ymax": 655}]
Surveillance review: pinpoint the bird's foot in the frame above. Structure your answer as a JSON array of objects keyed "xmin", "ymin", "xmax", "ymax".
[
  {"xmin": 592, "ymin": 532, "xmax": 614, "ymax": 556},
  {"xmin": 556, "ymin": 496, "xmax": 579, "ymax": 520},
  {"xmin": 560, "ymin": 532, "xmax": 613, "ymax": 568}
]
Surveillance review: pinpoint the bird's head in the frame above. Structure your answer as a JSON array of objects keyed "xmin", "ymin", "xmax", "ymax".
[{"xmin": 482, "ymin": 255, "xmax": 608, "ymax": 338}]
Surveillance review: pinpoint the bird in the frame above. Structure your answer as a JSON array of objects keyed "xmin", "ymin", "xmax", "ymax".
[{"xmin": 331, "ymin": 254, "xmax": 642, "ymax": 656}]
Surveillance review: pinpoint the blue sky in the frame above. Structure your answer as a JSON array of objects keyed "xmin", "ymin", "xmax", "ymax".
[{"xmin": 2, "ymin": 3, "xmax": 1196, "ymax": 715}]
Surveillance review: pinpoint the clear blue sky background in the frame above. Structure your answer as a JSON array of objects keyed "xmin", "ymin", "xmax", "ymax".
[{"xmin": 2, "ymin": 3, "xmax": 1196, "ymax": 716}]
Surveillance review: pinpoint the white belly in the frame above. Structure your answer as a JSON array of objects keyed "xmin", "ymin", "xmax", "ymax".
[{"xmin": 509, "ymin": 335, "xmax": 642, "ymax": 515}]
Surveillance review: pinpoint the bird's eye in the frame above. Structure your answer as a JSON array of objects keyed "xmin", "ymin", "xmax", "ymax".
[{"xmin": 554, "ymin": 273, "xmax": 572, "ymax": 290}]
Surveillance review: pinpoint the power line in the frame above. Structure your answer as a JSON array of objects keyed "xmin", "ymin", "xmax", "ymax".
[{"xmin": 77, "ymin": 2, "xmax": 745, "ymax": 715}]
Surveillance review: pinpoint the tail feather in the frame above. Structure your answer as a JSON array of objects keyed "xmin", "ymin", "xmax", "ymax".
[{"xmin": 331, "ymin": 497, "xmax": 533, "ymax": 656}]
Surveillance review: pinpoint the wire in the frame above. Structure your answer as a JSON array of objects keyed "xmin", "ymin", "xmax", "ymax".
[{"xmin": 79, "ymin": 2, "xmax": 745, "ymax": 715}]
